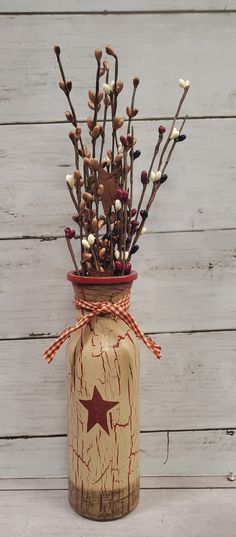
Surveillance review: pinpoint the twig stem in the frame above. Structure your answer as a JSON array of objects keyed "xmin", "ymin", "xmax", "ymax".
[
  {"xmin": 127, "ymin": 86, "xmax": 137, "ymax": 135},
  {"xmin": 99, "ymin": 68, "xmax": 110, "ymax": 163},
  {"xmin": 111, "ymin": 55, "xmax": 118, "ymax": 165},
  {"xmin": 66, "ymin": 238, "xmax": 79, "ymax": 273},
  {"xmin": 92, "ymin": 57, "xmax": 101, "ymax": 159}
]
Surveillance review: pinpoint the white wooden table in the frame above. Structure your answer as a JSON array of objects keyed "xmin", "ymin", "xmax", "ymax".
[{"xmin": 1, "ymin": 1, "xmax": 236, "ymax": 535}]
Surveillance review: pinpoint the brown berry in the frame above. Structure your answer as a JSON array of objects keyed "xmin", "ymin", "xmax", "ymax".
[
  {"xmin": 88, "ymin": 89, "xmax": 96, "ymax": 103},
  {"xmin": 59, "ymin": 80, "xmax": 66, "ymax": 92},
  {"xmin": 106, "ymin": 45, "xmax": 115, "ymax": 56},
  {"xmin": 65, "ymin": 111, "xmax": 73, "ymax": 122},
  {"xmin": 113, "ymin": 117, "xmax": 124, "ymax": 130},
  {"xmin": 72, "ymin": 214, "xmax": 80, "ymax": 224},
  {"xmin": 87, "ymin": 116, "xmax": 94, "ymax": 130},
  {"xmin": 74, "ymin": 169, "xmax": 82, "ymax": 180},
  {"xmin": 54, "ymin": 45, "xmax": 61, "ymax": 57},
  {"xmin": 79, "ymin": 200, "xmax": 86, "ymax": 210},
  {"xmin": 83, "ymin": 157, "xmax": 92, "ymax": 168},
  {"xmin": 82, "ymin": 192, "xmax": 93, "ymax": 203},
  {"xmin": 97, "ymin": 184, "xmax": 104, "ymax": 196},
  {"xmin": 126, "ymin": 106, "xmax": 132, "ymax": 118},
  {"xmin": 95, "ymin": 48, "xmax": 102, "ymax": 62},
  {"xmin": 131, "ymin": 107, "xmax": 138, "ymax": 118},
  {"xmin": 99, "ymin": 67, "xmax": 106, "ymax": 77},
  {"xmin": 66, "ymin": 81, "xmax": 72, "ymax": 93},
  {"xmin": 99, "ymin": 248, "xmax": 106, "ymax": 259},
  {"xmin": 74, "ymin": 126, "xmax": 81, "ymax": 139},
  {"xmin": 98, "ymin": 219, "xmax": 106, "ymax": 230},
  {"xmin": 68, "ymin": 131, "xmax": 76, "ymax": 143},
  {"xmin": 116, "ymin": 80, "xmax": 124, "ymax": 94},
  {"xmin": 91, "ymin": 125, "xmax": 101, "ymax": 139},
  {"xmin": 82, "ymin": 252, "xmax": 92, "ymax": 262},
  {"xmin": 114, "ymin": 154, "xmax": 123, "ymax": 163},
  {"xmin": 133, "ymin": 77, "xmax": 140, "ymax": 88},
  {"xmin": 88, "ymin": 101, "xmax": 95, "ymax": 111},
  {"xmin": 92, "ymin": 217, "xmax": 98, "ymax": 231},
  {"xmin": 97, "ymin": 90, "xmax": 103, "ymax": 103}
]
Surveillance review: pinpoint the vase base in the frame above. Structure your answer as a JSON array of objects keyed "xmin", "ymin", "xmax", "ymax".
[{"xmin": 68, "ymin": 478, "xmax": 140, "ymax": 521}]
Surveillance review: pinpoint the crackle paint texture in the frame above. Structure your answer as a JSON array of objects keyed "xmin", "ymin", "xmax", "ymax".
[{"xmin": 66, "ymin": 281, "xmax": 140, "ymax": 520}]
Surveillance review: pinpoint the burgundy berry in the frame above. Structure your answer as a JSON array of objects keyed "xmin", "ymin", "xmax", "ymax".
[
  {"xmin": 114, "ymin": 260, "xmax": 123, "ymax": 272},
  {"xmin": 131, "ymin": 220, "xmax": 140, "ymax": 228},
  {"xmin": 64, "ymin": 227, "xmax": 75, "ymax": 239},
  {"xmin": 121, "ymin": 190, "xmax": 129, "ymax": 201},
  {"xmin": 116, "ymin": 188, "xmax": 123, "ymax": 200},
  {"xmin": 141, "ymin": 170, "xmax": 149, "ymax": 185},
  {"xmin": 124, "ymin": 262, "xmax": 132, "ymax": 274},
  {"xmin": 158, "ymin": 125, "xmax": 166, "ymax": 135},
  {"xmin": 120, "ymin": 135, "xmax": 128, "ymax": 148}
]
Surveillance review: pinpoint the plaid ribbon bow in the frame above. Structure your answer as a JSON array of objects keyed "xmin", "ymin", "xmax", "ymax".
[{"xmin": 44, "ymin": 294, "xmax": 161, "ymax": 364}]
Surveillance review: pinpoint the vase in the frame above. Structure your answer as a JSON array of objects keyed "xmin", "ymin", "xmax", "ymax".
[{"xmin": 66, "ymin": 270, "xmax": 140, "ymax": 521}]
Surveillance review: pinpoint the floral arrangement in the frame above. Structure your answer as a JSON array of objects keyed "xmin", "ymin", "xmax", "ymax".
[{"xmin": 54, "ymin": 44, "xmax": 190, "ymax": 276}]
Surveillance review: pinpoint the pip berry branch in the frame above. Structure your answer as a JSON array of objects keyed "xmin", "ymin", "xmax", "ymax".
[
  {"xmin": 128, "ymin": 84, "xmax": 190, "ymax": 260},
  {"xmin": 99, "ymin": 61, "xmax": 110, "ymax": 164},
  {"xmin": 53, "ymin": 44, "xmax": 190, "ymax": 277},
  {"xmin": 127, "ymin": 76, "xmax": 139, "ymax": 135}
]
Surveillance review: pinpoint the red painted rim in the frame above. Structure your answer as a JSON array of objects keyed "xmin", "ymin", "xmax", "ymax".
[{"xmin": 67, "ymin": 270, "xmax": 138, "ymax": 285}]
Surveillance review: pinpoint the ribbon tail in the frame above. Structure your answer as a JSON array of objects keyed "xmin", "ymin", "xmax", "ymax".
[
  {"xmin": 44, "ymin": 312, "xmax": 94, "ymax": 364},
  {"xmin": 141, "ymin": 335, "xmax": 162, "ymax": 359},
  {"xmin": 44, "ymin": 325, "xmax": 78, "ymax": 364}
]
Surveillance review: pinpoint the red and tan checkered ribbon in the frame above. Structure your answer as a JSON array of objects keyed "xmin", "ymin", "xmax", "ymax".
[{"xmin": 44, "ymin": 294, "xmax": 161, "ymax": 364}]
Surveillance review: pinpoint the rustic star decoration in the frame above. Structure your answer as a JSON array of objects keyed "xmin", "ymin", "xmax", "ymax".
[{"xmin": 79, "ymin": 385, "xmax": 119, "ymax": 435}]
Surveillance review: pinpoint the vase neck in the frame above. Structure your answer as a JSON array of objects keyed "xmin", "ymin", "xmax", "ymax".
[{"xmin": 71, "ymin": 281, "xmax": 133, "ymax": 305}]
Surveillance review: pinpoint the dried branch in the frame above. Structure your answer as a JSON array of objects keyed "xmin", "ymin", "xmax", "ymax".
[
  {"xmin": 99, "ymin": 64, "xmax": 110, "ymax": 163},
  {"xmin": 54, "ymin": 45, "xmax": 190, "ymax": 276}
]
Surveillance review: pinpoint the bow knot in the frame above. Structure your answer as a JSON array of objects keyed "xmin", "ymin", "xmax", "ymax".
[{"xmin": 44, "ymin": 294, "xmax": 161, "ymax": 364}]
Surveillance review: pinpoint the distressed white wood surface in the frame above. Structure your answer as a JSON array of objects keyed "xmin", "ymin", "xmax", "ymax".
[
  {"xmin": 1, "ymin": 476, "xmax": 236, "ymax": 490},
  {"xmin": 1, "ymin": 230, "xmax": 235, "ymax": 338},
  {"xmin": 1, "ymin": 429, "xmax": 235, "ymax": 478},
  {"xmin": 143, "ymin": 430, "xmax": 236, "ymax": 476},
  {"xmin": 1, "ymin": 119, "xmax": 236, "ymax": 237},
  {"xmin": 2, "ymin": 0, "xmax": 236, "ymax": 12},
  {"xmin": 1, "ymin": 489, "xmax": 236, "ymax": 537},
  {"xmin": 1, "ymin": 14, "xmax": 236, "ymax": 122},
  {"xmin": 1, "ymin": 331, "xmax": 236, "ymax": 436}
]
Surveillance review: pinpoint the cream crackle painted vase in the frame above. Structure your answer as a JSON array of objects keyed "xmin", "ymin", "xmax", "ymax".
[{"xmin": 44, "ymin": 270, "xmax": 161, "ymax": 521}]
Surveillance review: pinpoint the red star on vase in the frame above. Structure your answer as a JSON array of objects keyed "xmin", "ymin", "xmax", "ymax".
[{"xmin": 79, "ymin": 386, "xmax": 119, "ymax": 435}]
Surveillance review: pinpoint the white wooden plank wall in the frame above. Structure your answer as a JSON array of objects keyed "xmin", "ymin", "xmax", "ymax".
[
  {"xmin": 1, "ymin": 13, "xmax": 236, "ymax": 122},
  {"xmin": 0, "ymin": 2, "xmax": 236, "ymax": 534},
  {"xmin": 1, "ymin": 0, "xmax": 236, "ymax": 11}
]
